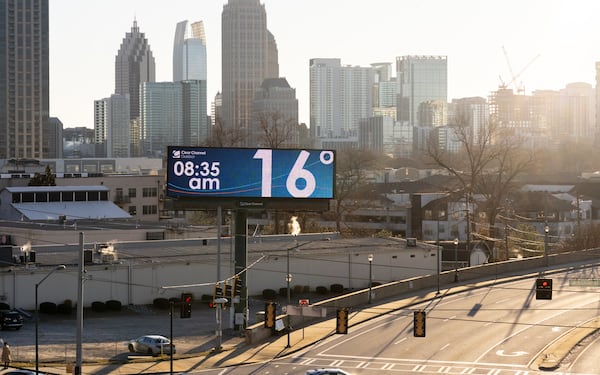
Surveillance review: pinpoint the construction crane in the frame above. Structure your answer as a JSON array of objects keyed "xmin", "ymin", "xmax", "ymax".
[{"xmin": 500, "ymin": 46, "xmax": 540, "ymax": 94}]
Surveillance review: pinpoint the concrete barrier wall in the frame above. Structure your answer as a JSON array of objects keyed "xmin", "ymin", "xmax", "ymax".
[{"xmin": 245, "ymin": 247, "xmax": 600, "ymax": 344}]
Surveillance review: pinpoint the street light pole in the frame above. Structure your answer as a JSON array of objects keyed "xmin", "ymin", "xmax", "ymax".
[
  {"xmin": 453, "ymin": 238, "xmax": 459, "ymax": 282},
  {"xmin": 35, "ymin": 265, "xmax": 66, "ymax": 374},
  {"xmin": 285, "ymin": 243, "xmax": 292, "ymax": 348},
  {"xmin": 544, "ymin": 224, "xmax": 550, "ymax": 267},
  {"xmin": 368, "ymin": 254, "xmax": 373, "ymax": 303}
]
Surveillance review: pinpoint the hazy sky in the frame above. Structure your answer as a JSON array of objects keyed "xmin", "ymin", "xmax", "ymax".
[{"xmin": 50, "ymin": 0, "xmax": 600, "ymax": 129}]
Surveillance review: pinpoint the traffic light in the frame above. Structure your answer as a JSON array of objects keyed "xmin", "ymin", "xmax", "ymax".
[
  {"xmin": 233, "ymin": 276, "xmax": 242, "ymax": 298},
  {"xmin": 180, "ymin": 292, "xmax": 192, "ymax": 318},
  {"xmin": 536, "ymin": 278, "xmax": 553, "ymax": 300},
  {"xmin": 211, "ymin": 283, "xmax": 223, "ymax": 308},
  {"xmin": 336, "ymin": 308, "xmax": 348, "ymax": 334},
  {"xmin": 414, "ymin": 310, "xmax": 426, "ymax": 337},
  {"xmin": 265, "ymin": 302, "xmax": 277, "ymax": 329},
  {"xmin": 224, "ymin": 282, "xmax": 232, "ymax": 307}
]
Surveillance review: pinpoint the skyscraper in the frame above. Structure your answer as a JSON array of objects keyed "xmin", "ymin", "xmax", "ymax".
[
  {"xmin": 251, "ymin": 78, "xmax": 299, "ymax": 147},
  {"xmin": 221, "ymin": 0, "xmax": 278, "ymax": 139},
  {"xmin": 310, "ymin": 58, "xmax": 374, "ymax": 140},
  {"xmin": 94, "ymin": 95, "xmax": 131, "ymax": 158},
  {"xmin": 396, "ymin": 56, "xmax": 448, "ymax": 127},
  {"xmin": 0, "ymin": 0, "xmax": 49, "ymax": 159},
  {"xmin": 115, "ymin": 20, "xmax": 155, "ymax": 122},
  {"xmin": 173, "ymin": 20, "xmax": 207, "ymax": 81},
  {"xmin": 140, "ymin": 81, "xmax": 207, "ymax": 157}
]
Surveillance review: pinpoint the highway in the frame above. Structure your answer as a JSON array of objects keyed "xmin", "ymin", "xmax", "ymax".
[{"xmin": 201, "ymin": 264, "xmax": 600, "ymax": 374}]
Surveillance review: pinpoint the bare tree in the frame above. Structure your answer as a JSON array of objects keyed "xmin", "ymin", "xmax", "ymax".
[
  {"xmin": 205, "ymin": 117, "xmax": 246, "ymax": 147},
  {"xmin": 427, "ymin": 118, "xmax": 535, "ymax": 253},
  {"xmin": 332, "ymin": 148, "xmax": 380, "ymax": 234},
  {"xmin": 255, "ymin": 111, "xmax": 298, "ymax": 148}
]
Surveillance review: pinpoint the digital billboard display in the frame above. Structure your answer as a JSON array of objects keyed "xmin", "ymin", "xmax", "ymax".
[{"xmin": 166, "ymin": 147, "xmax": 335, "ymax": 200}]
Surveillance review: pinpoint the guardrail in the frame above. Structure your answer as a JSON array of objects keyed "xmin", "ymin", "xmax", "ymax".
[{"xmin": 245, "ymin": 247, "xmax": 600, "ymax": 344}]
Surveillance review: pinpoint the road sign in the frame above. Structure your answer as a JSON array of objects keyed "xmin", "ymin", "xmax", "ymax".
[
  {"xmin": 536, "ymin": 278, "xmax": 552, "ymax": 300},
  {"xmin": 299, "ymin": 299, "xmax": 309, "ymax": 305},
  {"xmin": 286, "ymin": 305, "xmax": 327, "ymax": 317}
]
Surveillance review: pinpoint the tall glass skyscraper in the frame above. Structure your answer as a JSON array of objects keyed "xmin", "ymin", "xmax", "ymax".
[
  {"xmin": 0, "ymin": 0, "xmax": 49, "ymax": 159},
  {"xmin": 140, "ymin": 81, "xmax": 207, "ymax": 157},
  {"xmin": 221, "ymin": 0, "xmax": 278, "ymax": 141},
  {"xmin": 173, "ymin": 20, "xmax": 207, "ymax": 82},
  {"xmin": 396, "ymin": 56, "xmax": 448, "ymax": 127},
  {"xmin": 115, "ymin": 20, "xmax": 155, "ymax": 122}
]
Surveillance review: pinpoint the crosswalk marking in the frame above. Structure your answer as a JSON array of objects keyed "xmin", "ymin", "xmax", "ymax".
[{"xmin": 284, "ymin": 356, "xmax": 595, "ymax": 375}]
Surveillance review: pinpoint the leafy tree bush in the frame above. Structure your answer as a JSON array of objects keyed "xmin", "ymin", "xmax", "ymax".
[
  {"xmin": 91, "ymin": 301, "xmax": 106, "ymax": 312},
  {"xmin": 106, "ymin": 300, "xmax": 122, "ymax": 311},
  {"xmin": 39, "ymin": 302, "xmax": 57, "ymax": 314}
]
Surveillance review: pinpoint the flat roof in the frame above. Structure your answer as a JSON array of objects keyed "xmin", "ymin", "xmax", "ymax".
[
  {"xmin": 12, "ymin": 201, "xmax": 131, "ymax": 220},
  {"xmin": 5, "ymin": 185, "xmax": 109, "ymax": 193}
]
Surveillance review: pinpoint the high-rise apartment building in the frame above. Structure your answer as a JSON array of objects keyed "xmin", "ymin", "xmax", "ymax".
[
  {"xmin": 396, "ymin": 56, "xmax": 447, "ymax": 127},
  {"xmin": 559, "ymin": 83, "xmax": 595, "ymax": 144},
  {"xmin": 173, "ymin": 20, "xmax": 207, "ymax": 81},
  {"xmin": 115, "ymin": 20, "xmax": 155, "ymax": 122},
  {"xmin": 310, "ymin": 58, "xmax": 374, "ymax": 140},
  {"xmin": 448, "ymin": 97, "xmax": 489, "ymax": 146},
  {"xmin": 221, "ymin": 0, "xmax": 278, "ymax": 140},
  {"xmin": 140, "ymin": 81, "xmax": 207, "ymax": 157},
  {"xmin": 47, "ymin": 117, "xmax": 63, "ymax": 159},
  {"xmin": 0, "ymin": 0, "xmax": 49, "ymax": 159},
  {"xmin": 94, "ymin": 94, "xmax": 131, "ymax": 158}
]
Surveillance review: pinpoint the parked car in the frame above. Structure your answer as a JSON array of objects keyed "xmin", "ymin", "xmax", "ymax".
[
  {"xmin": 128, "ymin": 335, "xmax": 175, "ymax": 356},
  {"xmin": 1, "ymin": 310, "xmax": 23, "ymax": 330},
  {"xmin": 305, "ymin": 369, "xmax": 351, "ymax": 375}
]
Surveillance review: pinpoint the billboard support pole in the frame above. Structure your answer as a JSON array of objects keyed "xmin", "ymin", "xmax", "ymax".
[{"xmin": 234, "ymin": 209, "xmax": 248, "ymax": 331}]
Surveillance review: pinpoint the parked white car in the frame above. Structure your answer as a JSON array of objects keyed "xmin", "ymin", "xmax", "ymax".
[{"xmin": 128, "ymin": 335, "xmax": 175, "ymax": 356}]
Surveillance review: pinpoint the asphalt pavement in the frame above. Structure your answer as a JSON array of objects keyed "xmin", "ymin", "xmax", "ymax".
[{"xmin": 3, "ymin": 274, "xmax": 595, "ymax": 374}]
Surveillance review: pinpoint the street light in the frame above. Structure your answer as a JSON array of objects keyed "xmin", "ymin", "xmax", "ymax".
[
  {"xmin": 285, "ymin": 242, "xmax": 293, "ymax": 348},
  {"xmin": 453, "ymin": 238, "xmax": 459, "ymax": 282},
  {"xmin": 544, "ymin": 224, "xmax": 550, "ymax": 267},
  {"xmin": 36, "ymin": 265, "xmax": 66, "ymax": 374},
  {"xmin": 368, "ymin": 254, "xmax": 373, "ymax": 303}
]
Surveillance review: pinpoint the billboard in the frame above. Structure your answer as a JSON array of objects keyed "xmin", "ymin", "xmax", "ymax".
[{"xmin": 166, "ymin": 147, "xmax": 335, "ymax": 200}]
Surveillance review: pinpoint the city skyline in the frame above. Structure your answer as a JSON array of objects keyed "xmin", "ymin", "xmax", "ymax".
[{"xmin": 50, "ymin": 0, "xmax": 600, "ymax": 129}]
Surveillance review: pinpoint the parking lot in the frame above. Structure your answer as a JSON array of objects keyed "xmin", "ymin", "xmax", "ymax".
[{"xmin": 1, "ymin": 302, "xmax": 248, "ymax": 365}]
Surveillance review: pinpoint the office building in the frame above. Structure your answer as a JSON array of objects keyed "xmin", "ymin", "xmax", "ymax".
[
  {"xmin": 221, "ymin": 0, "xmax": 278, "ymax": 141},
  {"xmin": 0, "ymin": 0, "xmax": 49, "ymax": 159},
  {"xmin": 310, "ymin": 58, "xmax": 374, "ymax": 140},
  {"xmin": 396, "ymin": 56, "xmax": 447, "ymax": 128},
  {"xmin": 140, "ymin": 81, "xmax": 207, "ymax": 157},
  {"xmin": 115, "ymin": 20, "xmax": 155, "ymax": 122},
  {"xmin": 173, "ymin": 20, "xmax": 207, "ymax": 81},
  {"xmin": 251, "ymin": 78, "xmax": 298, "ymax": 147}
]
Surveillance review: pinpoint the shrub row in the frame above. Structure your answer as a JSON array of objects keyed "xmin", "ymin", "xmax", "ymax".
[
  {"xmin": 261, "ymin": 283, "xmax": 346, "ymax": 300},
  {"xmin": 91, "ymin": 300, "xmax": 123, "ymax": 312}
]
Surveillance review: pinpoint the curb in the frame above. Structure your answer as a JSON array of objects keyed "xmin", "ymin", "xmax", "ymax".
[{"xmin": 533, "ymin": 316, "xmax": 600, "ymax": 371}]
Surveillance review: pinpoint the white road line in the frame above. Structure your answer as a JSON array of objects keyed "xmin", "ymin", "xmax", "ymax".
[{"xmin": 444, "ymin": 315, "xmax": 456, "ymax": 322}]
